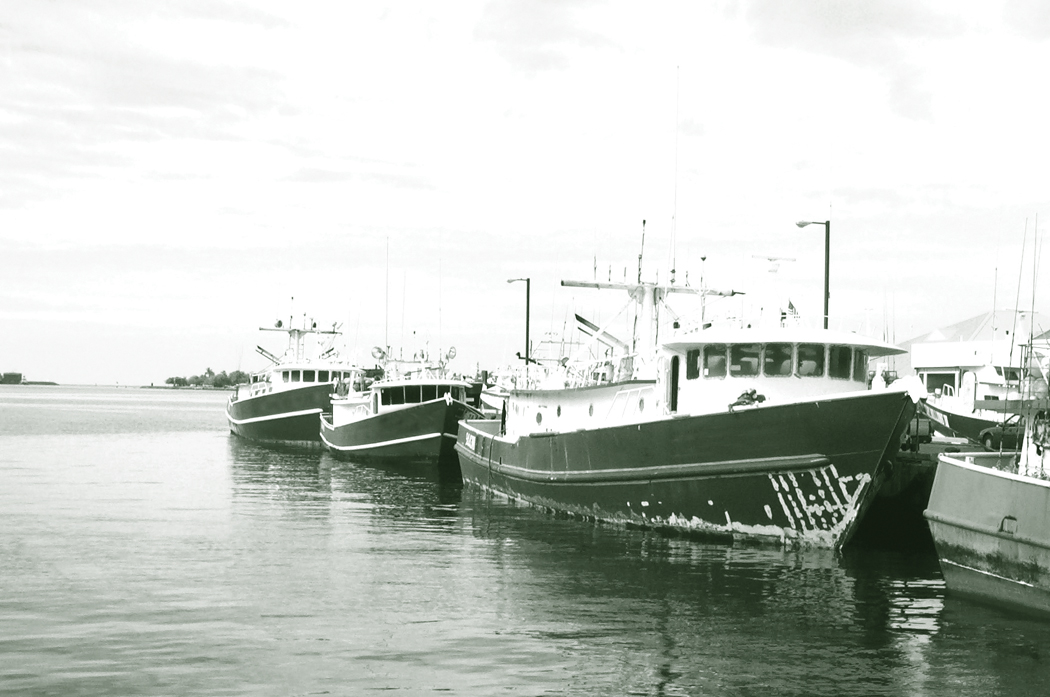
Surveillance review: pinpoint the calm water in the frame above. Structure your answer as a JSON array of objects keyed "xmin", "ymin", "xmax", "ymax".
[{"xmin": 3, "ymin": 386, "xmax": 1050, "ymax": 696}]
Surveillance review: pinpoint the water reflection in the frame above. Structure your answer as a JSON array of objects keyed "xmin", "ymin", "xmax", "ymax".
[
  {"xmin": 457, "ymin": 486, "xmax": 960, "ymax": 696},
  {"xmin": 226, "ymin": 435, "xmax": 464, "ymax": 532}
]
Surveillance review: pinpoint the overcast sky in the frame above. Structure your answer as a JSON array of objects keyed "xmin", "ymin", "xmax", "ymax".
[{"xmin": 4, "ymin": 0, "xmax": 1050, "ymax": 385}]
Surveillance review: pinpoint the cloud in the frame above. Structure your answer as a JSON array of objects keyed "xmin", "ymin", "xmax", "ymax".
[
  {"xmin": 743, "ymin": 0, "xmax": 964, "ymax": 121},
  {"xmin": 474, "ymin": 0, "xmax": 619, "ymax": 73},
  {"xmin": 0, "ymin": 2, "xmax": 289, "ymax": 208},
  {"xmin": 1003, "ymin": 0, "xmax": 1050, "ymax": 40}
]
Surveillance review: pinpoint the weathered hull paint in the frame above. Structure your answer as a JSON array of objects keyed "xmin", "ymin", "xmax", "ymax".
[
  {"xmin": 226, "ymin": 383, "xmax": 333, "ymax": 447},
  {"xmin": 924, "ymin": 453, "xmax": 1050, "ymax": 615},
  {"xmin": 456, "ymin": 389, "xmax": 916, "ymax": 549},
  {"xmin": 321, "ymin": 398, "xmax": 472, "ymax": 465}
]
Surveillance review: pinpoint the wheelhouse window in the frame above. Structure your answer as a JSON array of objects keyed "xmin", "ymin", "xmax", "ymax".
[
  {"xmin": 291, "ymin": 370, "xmax": 301, "ymax": 382},
  {"xmin": 797, "ymin": 344, "xmax": 825, "ymax": 377},
  {"xmin": 405, "ymin": 385, "xmax": 422, "ymax": 403},
  {"xmin": 437, "ymin": 384, "xmax": 451, "ymax": 398},
  {"xmin": 686, "ymin": 349, "xmax": 701, "ymax": 380},
  {"xmin": 829, "ymin": 346, "xmax": 852, "ymax": 379},
  {"xmin": 729, "ymin": 344, "xmax": 761, "ymax": 377},
  {"xmin": 852, "ymin": 350, "xmax": 868, "ymax": 383},
  {"xmin": 381, "ymin": 387, "xmax": 405, "ymax": 405},
  {"xmin": 282, "ymin": 371, "xmax": 290, "ymax": 383},
  {"xmin": 318, "ymin": 370, "xmax": 329, "ymax": 382},
  {"xmin": 421, "ymin": 385, "xmax": 437, "ymax": 401},
  {"xmin": 763, "ymin": 343, "xmax": 793, "ymax": 377},
  {"xmin": 704, "ymin": 345, "xmax": 727, "ymax": 378},
  {"xmin": 303, "ymin": 369, "xmax": 316, "ymax": 382}
]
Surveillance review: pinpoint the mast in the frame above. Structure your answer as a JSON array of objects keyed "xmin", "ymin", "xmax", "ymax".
[{"xmin": 562, "ymin": 278, "xmax": 740, "ymax": 377}]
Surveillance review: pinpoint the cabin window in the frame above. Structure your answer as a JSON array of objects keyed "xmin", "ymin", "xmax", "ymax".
[
  {"xmin": 704, "ymin": 345, "xmax": 727, "ymax": 378},
  {"xmin": 291, "ymin": 370, "xmax": 301, "ymax": 382},
  {"xmin": 454, "ymin": 387, "xmax": 465, "ymax": 401},
  {"xmin": 729, "ymin": 344, "xmax": 761, "ymax": 377},
  {"xmin": 381, "ymin": 387, "xmax": 406, "ymax": 405},
  {"xmin": 422, "ymin": 385, "xmax": 437, "ymax": 401},
  {"xmin": 852, "ymin": 351, "xmax": 868, "ymax": 382},
  {"xmin": 405, "ymin": 385, "xmax": 422, "ymax": 403},
  {"xmin": 763, "ymin": 343, "xmax": 793, "ymax": 377},
  {"xmin": 303, "ymin": 370, "xmax": 316, "ymax": 382},
  {"xmin": 686, "ymin": 349, "xmax": 701, "ymax": 380},
  {"xmin": 282, "ymin": 371, "xmax": 290, "ymax": 383},
  {"xmin": 437, "ymin": 384, "xmax": 451, "ymax": 398},
  {"xmin": 829, "ymin": 346, "xmax": 852, "ymax": 379},
  {"xmin": 319, "ymin": 370, "xmax": 329, "ymax": 382},
  {"xmin": 797, "ymin": 344, "xmax": 825, "ymax": 377}
]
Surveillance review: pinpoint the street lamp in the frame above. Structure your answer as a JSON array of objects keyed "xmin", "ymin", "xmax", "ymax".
[
  {"xmin": 796, "ymin": 220, "xmax": 830, "ymax": 329},
  {"xmin": 507, "ymin": 278, "xmax": 531, "ymax": 364}
]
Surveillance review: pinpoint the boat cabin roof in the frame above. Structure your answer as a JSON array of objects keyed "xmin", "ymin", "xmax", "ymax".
[{"xmin": 662, "ymin": 326, "xmax": 905, "ymax": 359}]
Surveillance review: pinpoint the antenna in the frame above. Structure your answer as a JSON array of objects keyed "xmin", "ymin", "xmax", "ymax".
[
  {"xmin": 637, "ymin": 219, "xmax": 646, "ymax": 283},
  {"xmin": 670, "ymin": 65, "xmax": 679, "ymax": 286}
]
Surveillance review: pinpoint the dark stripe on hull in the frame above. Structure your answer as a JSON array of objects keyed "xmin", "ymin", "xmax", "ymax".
[
  {"xmin": 456, "ymin": 389, "xmax": 915, "ymax": 549},
  {"xmin": 226, "ymin": 383, "xmax": 333, "ymax": 446},
  {"xmin": 321, "ymin": 399, "xmax": 470, "ymax": 465},
  {"xmin": 920, "ymin": 401, "xmax": 996, "ymax": 441}
]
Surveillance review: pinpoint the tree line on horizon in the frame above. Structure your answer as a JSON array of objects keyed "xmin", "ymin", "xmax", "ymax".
[{"xmin": 165, "ymin": 367, "xmax": 248, "ymax": 388}]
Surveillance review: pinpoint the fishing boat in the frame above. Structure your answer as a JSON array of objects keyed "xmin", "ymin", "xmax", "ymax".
[
  {"xmin": 226, "ymin": 313, "xmax": 357, "ymax": 447},
  {"xmin": 911, "ymin": 311, "xmax": 1050, "ymax": 441},
  {"xmin": 924, "ymin": 403, "xmax": 1050, "ymax": 615},
  {"xmin": 320, "ymin": 346, "xmax": 482, "ymax": 465},
  {"xmin": 455, "ymin": 273, "xmax": 921, "ymax": 549}
]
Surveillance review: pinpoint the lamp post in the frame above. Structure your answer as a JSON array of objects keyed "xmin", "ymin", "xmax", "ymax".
[
  {"xmin": 507, "ymin": 278, "xmax": 531, "ymax": 364},
  {"xmin": 796, "ymin": 220, "xmax": 830, "ymax": 329}
]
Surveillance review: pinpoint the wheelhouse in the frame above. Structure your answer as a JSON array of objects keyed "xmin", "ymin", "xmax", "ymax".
[
  {"xmin": 660, "ymin": 328, "xmax": 906, "ymax": 416},
  {"xmin": 371, "ymin": 380, "xmax": 469, "ymax": 415}
]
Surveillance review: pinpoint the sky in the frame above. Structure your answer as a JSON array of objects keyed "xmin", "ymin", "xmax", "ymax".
[{"xmin": 4, "ymin": 0, "xmax": 1050, "ymax": 385}]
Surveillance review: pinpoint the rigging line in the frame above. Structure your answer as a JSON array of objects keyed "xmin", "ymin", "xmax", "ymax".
[{"xmin": 1009, "ymin": 219, "xmax": 1028, "ymax": 383}]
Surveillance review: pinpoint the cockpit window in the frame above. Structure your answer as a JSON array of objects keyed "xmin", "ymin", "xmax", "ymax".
[
  {"xmin": 829, "ymin": 346, "xmax": 851, "ymax": 379},
  {"xmin": 763, "ymin": 343, "xmax": 793, "ymax": 377},
  {"xmin": 703, "ymin": 345, "xmax": 727, "ymax": 378},
  {"xmin": 729, "ymin": 344, "xmax": 761, "ymax": 377},
  {"xmin": 797, "ymin": 344, "xmax": 825, "ymax": 377}
]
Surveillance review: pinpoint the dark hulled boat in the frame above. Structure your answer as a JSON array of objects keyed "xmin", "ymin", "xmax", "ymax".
[
  {"xmin": 321, "ymin": 351, "xmax": 482, "ymax": 465},
  {"xmin": 226, "ymin": 314, "xmax": 358, "ymax": 448},
  {"xmin": 455, "ymin": 277, "xmax": 921, "ymax": 549}
]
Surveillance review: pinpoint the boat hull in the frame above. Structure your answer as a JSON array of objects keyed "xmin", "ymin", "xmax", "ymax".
[
  {"xmin": 921, "ymin": 398, "xmax": 1000, "ymax": 441},
  {"xmin": 924, "ymin": 453, "xmax": 1050, "ymax": 615},
  {"xmin": 226, "ymin": 383, "xmax": 333, "ymax": 447},
  {"xmin": 456, "ymin": 389, "xmax": 916, "ymax": 548},
  {"xmin": 321, "ymin": 397, "xmax": 472, "ymax": 465}
]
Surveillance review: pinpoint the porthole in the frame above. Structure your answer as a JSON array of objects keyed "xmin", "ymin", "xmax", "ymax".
[
  {"xmin": 556, "ymin": 406, "xmax": 562, "ymax": 417},
  {"xmin": 588, "ymin": 404, "xmax": 594, "ymax": 417},
  {"xmin": 536, "ymin": 412, "xmax": 543, "ymax": 424},
  {"xmin": 639, "ymin": 398, "xmax": 645, "ymax": 412}
]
